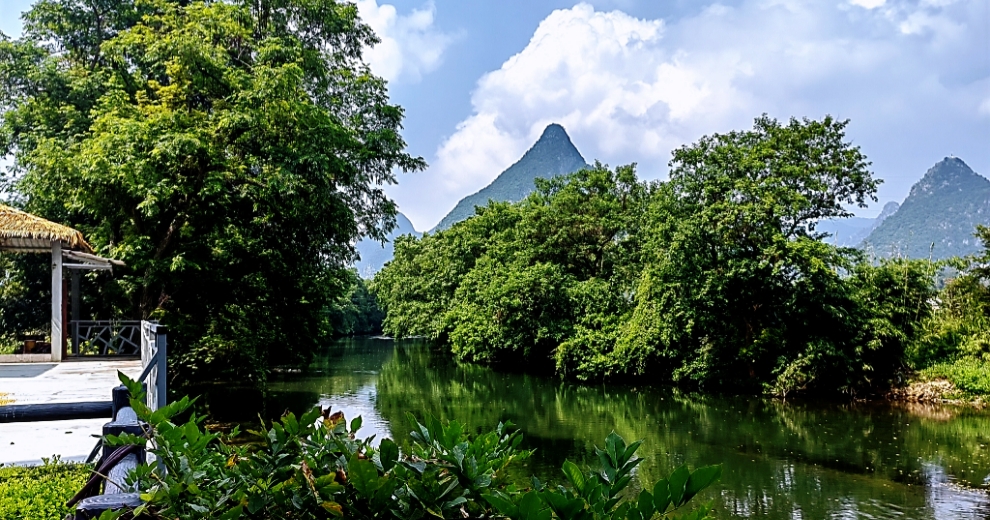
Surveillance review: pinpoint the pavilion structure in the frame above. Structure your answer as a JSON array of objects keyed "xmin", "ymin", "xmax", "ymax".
[{"xmin": 0, "ymin": 204, "xmax": 122, "ymax": 361}]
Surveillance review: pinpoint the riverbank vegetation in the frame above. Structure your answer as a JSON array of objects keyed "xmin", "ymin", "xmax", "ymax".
[
  {"xmin": 0, "ymin": 459, "xmax": 90, "ymax": 520},
  {"xmin": 374, "ymin": 116, "xmax": 986, "ymax": 397},
  {"xmin": 0, "ymin": 0, "xmax": 422, "ymax": 385},
  {"xmin": 903, "ymin": 228, "xmax": 990, "ymax": 398},
  {"xmin": 100, "ymin": 375, "xmax": 720, "ymax": 519}
]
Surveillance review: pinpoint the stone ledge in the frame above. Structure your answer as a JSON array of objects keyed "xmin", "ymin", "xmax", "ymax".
[{"xmin": 0, "ymin": 353, "xmax": 54, "ymax": 363}]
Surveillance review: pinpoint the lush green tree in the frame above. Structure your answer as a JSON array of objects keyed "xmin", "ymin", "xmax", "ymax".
[
  {"xmin": 376, "ymin": 117, "xmax": 942, "ymax": 395},
  {"xmin": 373, "ymin": 201, "xmax": 524, "ymax": 342},
  {"xmin": 611, "ymin": 116, "xmax": 891, "ymax": 393},
  {"xmin": 0, "ymin": 0, "xmax": 423, "ymax": 382},
  {"xmin": 376, "ymin": 164, "xmax": 650, "ymax": 371}
]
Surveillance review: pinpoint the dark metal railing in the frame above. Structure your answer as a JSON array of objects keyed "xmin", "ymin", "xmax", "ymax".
[{"xmin": 70, "ymin": 320, "xmax": 142, "ymax": 356}]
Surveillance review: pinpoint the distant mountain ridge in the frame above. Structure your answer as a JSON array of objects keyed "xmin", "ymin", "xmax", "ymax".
[
  {"xmin": 863, "ymin": 157, "xmax": 990, "ymax": 260},
  {"xmin": 430, "ymin": 124, "xmax": 588, "ymax": 233},
  {"xmin": 817, "ymin": 201, "xmax": 900, "ymax": 247},
  {"xmin": 353, "ymin": 212, "xmax": 420, "ymax": 278}
]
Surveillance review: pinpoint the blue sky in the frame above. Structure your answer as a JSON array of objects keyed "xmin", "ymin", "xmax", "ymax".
[{"xmin": 3, "ymin": 0, "xmax": 989, "ymax": 231}]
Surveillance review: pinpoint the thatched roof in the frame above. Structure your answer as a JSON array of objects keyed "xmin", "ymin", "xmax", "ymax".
[{"xmin": 0, "ymin": 204, "xmax": 93, "ymax": 253}]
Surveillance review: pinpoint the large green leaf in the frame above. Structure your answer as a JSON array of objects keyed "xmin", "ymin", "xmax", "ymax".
[
  {"xmin": 348, "ymin": 454, "xmax": 383, "ymax": 497},
  {"xmin": 378, "ymin": 438, "xmax": 399, "ymax": 473},
  {"xmin": 561, "ymin": 460, "xmax": 586, "ymax": 494},
  {"xmin": 667, "ymin": 465, "xmax": 690, "ymax": 507},
  {"xmin": 683, "ymin": 465, "xmax": 722, "ymax": 503}
]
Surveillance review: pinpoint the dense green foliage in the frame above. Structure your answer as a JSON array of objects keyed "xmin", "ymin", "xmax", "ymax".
[
  {"xmin": 103, "ymin": 373, "xmax": 718, "ymax": 519},
  {"xmin": 431, "ymin": 124, "xmax": 588, "ymax": 233},
  {"xmin": 375, "ymin": 117, "xmax": 939, "ymax": 395},
  {"xmin": 327, "ymin": 269, "xmax": 384, "ymax": 337},
  {"xmin": 0, "ymin": 0, "xmax": 422, "ymax": 382},
  {"xmin": 864, "ymin": 157, "xmax": 990, "ymax": 260},
  {"xmin": 905, "ymin": 225, "xmax": 990, "ymax": 395},
  {"xmin": 0, "ymin": 459, "xmax": 90, "ymax": 520}
]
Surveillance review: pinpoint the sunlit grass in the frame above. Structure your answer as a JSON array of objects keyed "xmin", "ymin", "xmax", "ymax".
[
  {"xmin": 0, "ymin": 458, "xmax": 90, "ymax": 520},
  {"xmin": 920, "ymin": 358, "xmax": 990, "ymax": 397},
  {"xmin": 0, "ymin": 393, "xmax": 11, "ymax": 406}
]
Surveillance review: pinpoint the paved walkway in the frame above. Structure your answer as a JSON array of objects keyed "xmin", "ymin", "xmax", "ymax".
[{"xmin": 0, "ymin": 360, "xmax": 142, "ymax": 466}]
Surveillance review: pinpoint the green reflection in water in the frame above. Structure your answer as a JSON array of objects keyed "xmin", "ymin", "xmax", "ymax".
[{"xmin": 205, "ymin": 338, "xmax": 990, "ymax": 519}]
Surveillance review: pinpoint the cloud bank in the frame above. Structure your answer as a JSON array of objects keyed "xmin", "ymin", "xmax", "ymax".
[
  {"xmin": 404, "ymin": 0, "xmax": 989, "ymax": 229},
  {"xmin": 356, "ymin": 0, "xmax": 454, "ymax": 83}
]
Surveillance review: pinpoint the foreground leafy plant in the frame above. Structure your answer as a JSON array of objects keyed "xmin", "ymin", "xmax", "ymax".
[
  {"xmin": 100, "ymin": 373, "xmax": 719, "ymax": 519},
  {"xmin": 484, "ymin": 433, "xmax": 719, "ymax": 520}
]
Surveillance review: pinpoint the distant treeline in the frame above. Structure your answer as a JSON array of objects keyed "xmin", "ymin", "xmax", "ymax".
[
  {"xmin": 373, "ymin": 116, "xmax": 990, "ymax": 396},
  {"xmin": 328, "ymin": 270, "xmax": 384, "ymax": 337}
]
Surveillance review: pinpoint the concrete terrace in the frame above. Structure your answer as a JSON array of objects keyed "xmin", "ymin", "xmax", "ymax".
[{"xmin": 0, "ymin": 360, "xmax": 142, "ymax": 466}]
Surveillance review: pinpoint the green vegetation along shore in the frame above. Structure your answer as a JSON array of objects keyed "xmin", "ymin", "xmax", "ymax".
[{"xmin": 374, "ymin": 116, "xmax": 990, "ymax": 398}]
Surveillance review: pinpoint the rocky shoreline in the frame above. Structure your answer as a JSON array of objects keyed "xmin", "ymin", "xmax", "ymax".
[{"xmin": 886, "ymin": 378, "xmax": 986, "ymax": 407}]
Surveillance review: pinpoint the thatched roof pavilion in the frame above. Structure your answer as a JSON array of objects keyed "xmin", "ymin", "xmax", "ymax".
[
  {"xmin": 0, "ymin": 204, "xmax": 93, "ymax": 254},
  {"xmin": 0, "ymin": 204, "xmax": 121, "ymax": 361}
]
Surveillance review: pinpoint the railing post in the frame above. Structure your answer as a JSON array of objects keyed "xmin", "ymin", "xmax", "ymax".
[{"xmin": 155, "ymin": 326, "xmax": 167, "ymax": 409}]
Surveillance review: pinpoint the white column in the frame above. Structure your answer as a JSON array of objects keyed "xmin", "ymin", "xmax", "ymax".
[{"xmin": 51, "ymin": 241, "xmax": 63, "ymax": 362}]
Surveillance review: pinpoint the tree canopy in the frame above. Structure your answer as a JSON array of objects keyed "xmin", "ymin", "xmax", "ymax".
[
  {"xmin": 375, "ymin": 117, "xmax": 936, "ymax": 395},
  {"xmin": 0, "ymin": 0, "xmax": 423, "ymax": 382}
]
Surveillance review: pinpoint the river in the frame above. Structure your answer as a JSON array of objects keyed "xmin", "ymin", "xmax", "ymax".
[{"xmin": 199, "ymin": 337, "xmax": 990, "ymax": 519}]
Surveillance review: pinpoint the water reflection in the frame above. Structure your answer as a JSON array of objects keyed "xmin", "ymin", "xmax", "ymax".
[{"xmin": 206, "ymin": 338, "xmax": 990, "ymax": 519}]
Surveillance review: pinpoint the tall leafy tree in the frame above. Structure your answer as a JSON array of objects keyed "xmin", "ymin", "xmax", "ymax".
[
  {"xmin": 0, "ymin": 0, "xmax": 424, "ymax": 383},
  {"xmin": 616, "ymin": 116, "xmax": 884, "ymax": 391}
]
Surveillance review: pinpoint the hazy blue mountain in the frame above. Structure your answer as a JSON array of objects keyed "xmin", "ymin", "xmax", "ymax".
[
  {"xmin": 353, "ymin": 212, "xmax": 420, "ymax": 278},
  {"xmin": 872, "ymin": 201, "xmax": 902, "ymax": 230},
  {"xmin": 817, "ymin": 201, "xmax": 900, "ymax": 247},
  {"xmin": 863, "ymin": 157, "xmax": 990, "ymax": 260},
  {"xmin": 430, "ymin": 123, "xmax": 588, "ymax": 233}
]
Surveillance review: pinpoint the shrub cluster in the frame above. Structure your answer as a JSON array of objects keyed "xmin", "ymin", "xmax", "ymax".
[
  {"xmin": 906, "ymin": 228, "xmax": 990, "ymax": 395},
  {"xmin": 0, "ymin": 458, "xmax": 90, "ymax": 520}
]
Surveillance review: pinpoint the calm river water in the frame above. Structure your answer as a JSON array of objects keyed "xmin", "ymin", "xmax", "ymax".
[{"xmin": 201, "ymin": 338, "xmax": 990, "ymax": 519}]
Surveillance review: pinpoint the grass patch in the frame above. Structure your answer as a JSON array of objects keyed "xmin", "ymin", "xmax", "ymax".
[
  {"xmin": 920, "ymin": 358, "xmax": 990, "ymax": 397},
  {"xmin": 0, "ymin": 458, "xmax": 91, "ymax": 520}
]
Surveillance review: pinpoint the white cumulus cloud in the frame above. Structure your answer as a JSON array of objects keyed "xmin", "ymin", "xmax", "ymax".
[
  {"xmin": 356, "ymin": 0, "xmax": 454, "ymax": 83},
  {"xmin": 403, "ymin": 0, "xmax": 989, "ymax": 229},
  {"xmin": 850, "ymin": 0, "xmax": 887, "ymax": 8}
]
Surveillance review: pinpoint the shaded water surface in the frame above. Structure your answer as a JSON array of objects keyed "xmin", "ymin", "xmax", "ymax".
[{"xmin": 203, "ymin": 338, "xmax": 990, "ymax": 519}]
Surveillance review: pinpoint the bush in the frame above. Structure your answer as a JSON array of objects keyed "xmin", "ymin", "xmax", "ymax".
[
  {"xmin": 103, "ymin": 374, "xmax": 720, "ymax": 519},
  {"xmin": 0, "ymin": 458, "xmax": 91, "ymax": 520},
  {"xmin": 920, "ymin": 358, "xmax": 990, "ymax": 396},
  {"xmin": 909, "ymin": 271, "xmax": 990, "ymax": 368}
]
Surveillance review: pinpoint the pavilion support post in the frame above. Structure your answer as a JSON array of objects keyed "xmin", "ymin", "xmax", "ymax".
[
  {"xmin": 51, "ymin": 241, "xmax": 63, "ymax": 362},
  {"xmin": 71, "ymin": 270, "xmax": 80, "ymax": 354}
]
